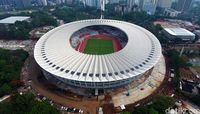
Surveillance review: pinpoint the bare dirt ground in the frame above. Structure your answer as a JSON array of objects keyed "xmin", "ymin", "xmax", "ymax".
[{"xmin": 28, "ymin": 56, "xmax": 102, "ymax": 114}]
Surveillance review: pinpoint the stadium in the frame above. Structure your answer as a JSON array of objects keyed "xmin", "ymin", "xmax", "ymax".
[{"xmin": 34, "ymin": 19, "xmax": 162, "ymax": 90}]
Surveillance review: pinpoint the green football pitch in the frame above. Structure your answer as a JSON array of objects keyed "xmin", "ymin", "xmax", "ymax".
[{"xmin": 84, "ymin": 38, "xmax": 114, "ymax": 55}]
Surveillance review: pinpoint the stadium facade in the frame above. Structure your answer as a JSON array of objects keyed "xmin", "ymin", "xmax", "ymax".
[{"xmin": 34, "ymin": 19, "xmax": 162, "ymax": 89}]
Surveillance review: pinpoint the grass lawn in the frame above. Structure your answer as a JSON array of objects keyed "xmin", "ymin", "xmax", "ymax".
[
  {"xmin": 191, "ymin": 66, "xmax": 200, "ymax": 74},
  {"xmin": 84, "ymin": 38, "xmax": 114, "ymax": 55}
]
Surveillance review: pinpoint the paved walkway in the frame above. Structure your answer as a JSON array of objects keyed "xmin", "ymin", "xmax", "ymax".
[
  {"xmin": 183, "ymin": 101, "xmax": 200, "ymax": 114},
  {"xmin": 112, "ymin": 55, "xmax": 166, "ymax": 107}
]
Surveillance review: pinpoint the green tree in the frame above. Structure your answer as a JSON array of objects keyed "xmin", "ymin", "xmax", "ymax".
[
  {"xmin": 190, "ymin": 95, "xmax": 200, "ymax": 107},
  {"xmin": 0, "ymin": 93, "xmax": 60, "ymax": 114},
  {"xmin": 0, "ymin": 49, "xmax": 28, "ymax": 97},
  {"xmin": 0, "ymin": 84, "xmax": 12, "ymax": 96},
  {"xmin": 132, "ymin": 107, "xmax": 159, "ymax": 114},
  {"xmin": 132, "ymin": 95, "xmax": 174, "ymax": 114},
  {"xmin": 0, "ymin": 102, "xmax": 11, "ymax": 114},
  {"xmin": 30, "ymin": 11, "xmax": 57, "ymax": 27},
  {"xmin": 10, "ymin": 93, "xmax": 36, "ymax": 114},
  {"xmin": 151, "ymin": 95, "xmax": 175, "ymax": 114},
  {"xmin": 121, "ymin": 111, "xmax": 131, "ymax": 114},
  {"xmin": 28, "ymin": 101, "xmax": 59, "ymax": 114},
  {"xmin": 148, "ymin": 108, "xmax": 159, "ymax": 114},
  {"xmin": 167, "ymin": 50, "xmax": 187, "ymax": 91}
]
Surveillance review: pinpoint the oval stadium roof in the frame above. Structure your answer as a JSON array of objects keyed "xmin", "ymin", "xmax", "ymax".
[{"xmin": 34, "ymin": 19, "xmax": 162, "ymax": 82}]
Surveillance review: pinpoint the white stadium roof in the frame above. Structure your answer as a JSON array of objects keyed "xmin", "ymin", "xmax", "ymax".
[
  {"xmin": 34, "ymin": 19, "xmax": 162, "ymax": 82},
  {"xmin": 164, "ymin": 28, "xmax": 195, "ymax": 36},
  {"xmin": 0, "ymin": 16, "xmax": 30, "ymax": 24}
]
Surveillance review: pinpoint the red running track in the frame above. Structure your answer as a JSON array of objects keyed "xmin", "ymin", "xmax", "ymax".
[{"xmin": 76, "ymin": 34, "xmax": 122, "ymax": 53}]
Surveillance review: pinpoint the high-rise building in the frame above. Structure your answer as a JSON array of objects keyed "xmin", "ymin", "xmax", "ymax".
[
  {"xmin": 175, "ymin": 0, "xmax": 193, "ymax": 12},
  {"xmin": 66, "ymin": 0, "xmax": 73, "ymax": 4},
  {"xmin": 43, "ymin": 0, "xmax": 48, "ymax": 6},
  {"xmin": 14, "ymin": 0, "xmax": 23, "ymax": 8},
  {"xmin": 80, "ymin": 0, "xmax": 108, "ymax": 9},
  {"xmin": 56, "ymin": 0, "xmax": 62, "ymax": 4},
  {"xmin": 127, "ymin": 0, "xmax": 134, "ymax": 8},
  {"xmin": 84, "ymin": 0, "xmax": 93, "ymax": 7},
  {"xmin": 139, "ymin": 0, "xmax": 158, "ymax": 15},
  {"xmin": 21, "ymin": 0, "xmax": 32, "ymax": 7},
  {"xmin": 127, "ymin": 0, "xmax": 139, "ymax": 12},
  {"xmin": 157, "ymin": 0, "xmax": 172, "ymax": 8},
  {"xmin": 101, "ymin": 0, "xmax": 105, "ymax": 11},
  {"xmin": 0, "ymin": 0, "xmax": 5, "ymax": 5},
  {"xmin": 38, "ymin": 0, "xmax": 47, "ymax": 6},
  {"xmin": 61, "ymin": 0, "xmax": 66, "ymax": 3},
  {"xmin": 14, "ymin": 0, "xmax": 31, "ymax": 8},
  {"xmin": 0, "ymin": 0, "xmax": 14, "ymax": 6},
  {"xmin": 109, "ymin": 0, "xmax": 120, "ymax": 4},
  {"xmin": 81, "ymin": 0, "xmax": 99, "ymax": 8}
]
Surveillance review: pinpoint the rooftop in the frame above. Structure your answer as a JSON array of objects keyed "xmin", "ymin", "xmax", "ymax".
[
  {"xmin": 0, "ymin": 16, "xmax": 30, "ymax": 24},
  {"xmin": 34, "ymin": 19, "xmax": 162, "ymax": 82},
  {"xmin": 164, "ymin": 28, "xmax": 195, "ymax": 36}
]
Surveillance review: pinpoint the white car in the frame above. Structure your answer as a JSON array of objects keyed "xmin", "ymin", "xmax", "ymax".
[{"xmin": 79, "ymin": 109, "xmax": 84, "ymax": 113}]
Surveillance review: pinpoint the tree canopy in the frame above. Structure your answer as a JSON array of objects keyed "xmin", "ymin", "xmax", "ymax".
[
  {"xmin": 166, "ymin": 50, "xmax": 187, "ymax": 91},
  {"xmin": 132, "ymin": 95, "xmax": 175, "ymax": 114},
  {"xmin": 0, "ymin": 49, "xmax": 28, "ymax": 97},
  {"xmin": 0, "ymin": 11, "xmax": 57, "ymax": 40},
  {"xmin": 0, "ymin": 93, "xmax": 59, "ymax": 114},
  {"xmin": 52, "ymin": 7, "xmax": 97, "ymax": 23}
]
